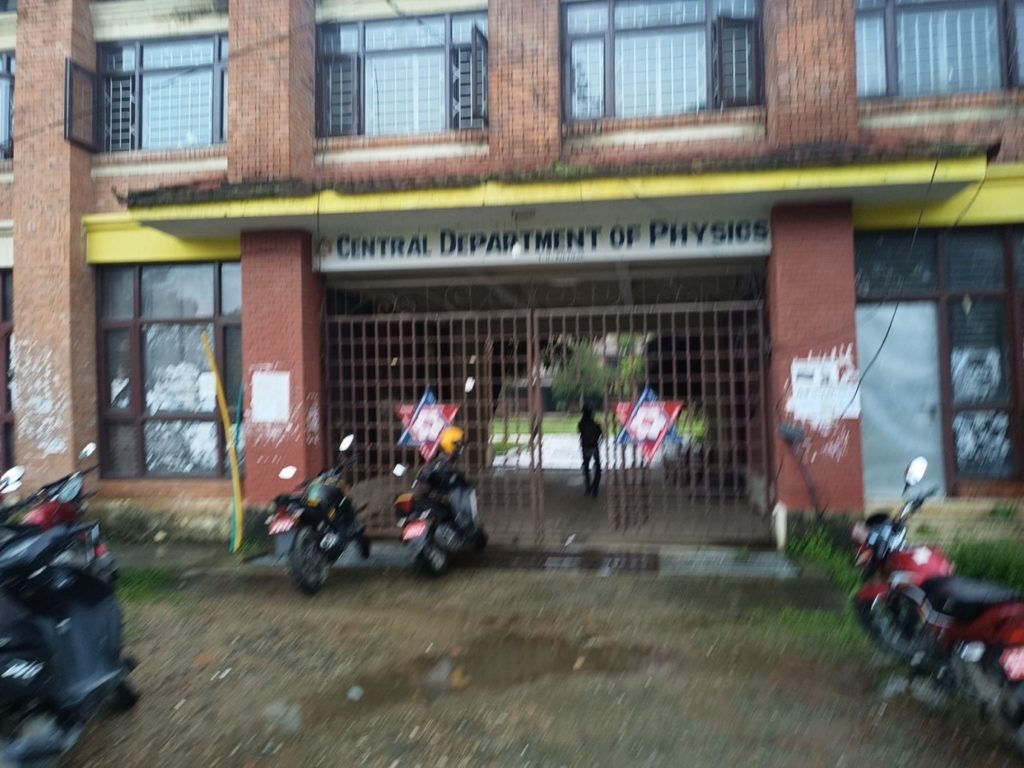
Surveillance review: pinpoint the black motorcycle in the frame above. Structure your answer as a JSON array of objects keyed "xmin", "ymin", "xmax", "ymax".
[
  {"xmin": 266, "ymin": 435, "xmax": 371, "ymax": 595},
  {"xmin": 393, "ymin": 449, "xmax": 488, "ymax": 577},
  {"xmin": 0, "ymin": 522, "xmax": 137, "ymax": 768}
]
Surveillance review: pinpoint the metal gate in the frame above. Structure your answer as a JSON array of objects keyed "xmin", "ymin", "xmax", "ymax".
[{"xmin": 325, "ymin": 302, "xmax": 771, "ymax": 546}]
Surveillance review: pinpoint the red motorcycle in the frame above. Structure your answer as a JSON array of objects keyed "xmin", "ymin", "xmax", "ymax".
[
  {"xmin": 851, "ymin": 457, "xmax": 950, "ymax": 660},
  {"xmin": 852, "ymin": 457, "xmax": 1024, "ymax": 753}
]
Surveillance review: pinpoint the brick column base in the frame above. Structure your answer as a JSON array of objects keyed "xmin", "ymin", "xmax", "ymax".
[
  {"xmin": 767, "ymin": 203, "xmax": 865, "ymax": 513},
  {"xmin": 241, "ymin": 231, "xmax": 324, "ymax": 504}
]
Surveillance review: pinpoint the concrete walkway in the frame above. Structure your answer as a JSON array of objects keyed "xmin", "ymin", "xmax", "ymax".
[{"xmin": 113, "ymin": 539, "xmax": 799, "ymax": 580}]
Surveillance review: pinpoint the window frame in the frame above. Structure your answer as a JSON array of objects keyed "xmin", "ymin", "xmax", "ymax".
[
  {"xmin": 560, "ymin": 0, "xmax": 763, "ymax": 123},
  {"xmin": 96, "ymin": 263, "xmax": 241, "ymax": 479},
  {"xmin": 856, "ymin": 0, "xmax": 1023, "ymax": 100},
  {"xmin": 316, "ymin": 13, "xmax": 489, "ymax": 139},
  {"xmin": 0, "ymin": 270, "xmax": 12, "ymax": 472},
  {"xmin": 0, "ymin": 53, "xmax": 13, "ymax": 160},
  {"xmin": 96, "ymin": 34, "xmax": 228, "ymax": 153},
  {"xmin": 855, "ymin": 227, "xmax": 1024, "ymax": 489}
]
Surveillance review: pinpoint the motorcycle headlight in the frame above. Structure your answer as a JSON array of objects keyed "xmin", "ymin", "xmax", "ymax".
[{"xmin": 1, "ymin": 659, "xmax": 44, "ymax": 681}]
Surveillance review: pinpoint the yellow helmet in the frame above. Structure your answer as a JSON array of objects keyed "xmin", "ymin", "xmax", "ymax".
[{"xmin": 439, "ymin": 426, "xmax": 465, "ymax": 456}]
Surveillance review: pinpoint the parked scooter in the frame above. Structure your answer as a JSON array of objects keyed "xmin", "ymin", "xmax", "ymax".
[
  {"xmin": 265, "ymin": 435, "xmax": 371, "ymax": 595},
  {"xmin": 852, "ymin": 457, "xmax": 1024, "ymax": 754},
  {"xmin": 0, "ymin": 444, "xmax": 117, "ymax": 584},
  {"xmin": 392, "ymin": 424, "xmax": 488, "ymax": 576},
  {"xmin": 0, "ymin": 522, "xmax": 138, "ymax": 767}
]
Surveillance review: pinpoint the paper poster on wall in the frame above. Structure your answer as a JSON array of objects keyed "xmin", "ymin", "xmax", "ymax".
[
  {"xmin": 787, "ymin": 355, "xmax": 860, "ymax": 429},
  {"xmin": 251, "ymin": 371, "xmax": 291, "ymax": 423}
]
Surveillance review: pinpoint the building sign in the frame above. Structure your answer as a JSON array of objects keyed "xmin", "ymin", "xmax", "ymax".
[
  {"xmin": 396, "ymin": 389, "xmax": 460, "ymax": 461},
  {"xmin": 614, "ymin": 387, "xmax": 684, "ymax": 465},
  {"xmin": 320, "ymin": 214, "xmax": 770, "ymax": 272}
]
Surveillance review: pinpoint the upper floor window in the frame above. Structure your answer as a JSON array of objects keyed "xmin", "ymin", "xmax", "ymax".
[
  {"xmin": 562, "ymin": 0, "xmax": 762, "ymax": 122},
  {"xmin": 856, "ymin": 0, "xmax": 1024, "ymax": 99},
  {"xmin": 316, "ymin": 14, "xmax": 488, "ymax": 138},
  {"xmin": 98, "ymin": 36, "xmax": 228, "ymax": 152},
  {"xmin": 0, "ymin": 54, "xmax": 12, "ymax": 160}
]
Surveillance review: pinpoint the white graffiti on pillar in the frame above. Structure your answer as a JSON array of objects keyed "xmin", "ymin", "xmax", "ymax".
[{"xmin": 785, "ymin": 345, "xmax": 861, "ymax": 433}]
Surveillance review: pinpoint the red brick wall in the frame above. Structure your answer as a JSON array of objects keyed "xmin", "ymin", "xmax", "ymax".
[
  {"xmin": 764, "ymin": 0, "xmax": 858, "ymax": 146},
  {"xmin": 487, "ymin": 0, "xmax": 561, "ymax": 173},
  {"xmin": 240, "ymin": 231, "xmax": 324, "ymax": 504},
  {"xmin": 767, "ymin": 203, "xmax": 865, "ymax": 513},
  {"xmin": 12, "ymin": 0, "xmax": 98, "ymax": 485},
  {"xmin": 228, "ymin": 0, "xmax": 314, "ymax": 181}
]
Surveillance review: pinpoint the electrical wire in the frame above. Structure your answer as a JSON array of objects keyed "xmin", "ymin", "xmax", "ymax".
[{"xmin": 835, "ymin": 155, "xmax": 942, "ymax": 421}]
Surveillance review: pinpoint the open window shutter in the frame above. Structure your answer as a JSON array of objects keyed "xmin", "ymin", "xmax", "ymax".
[
  {"xmin": 64, "ymin": 59, "xmax": 99, "ymax": 152},
  {"xmin": 471, "ymin": 25, "xmax": 488, "ymax": 125},
  {"xmin": 322, "ymin": 53, "xmax": 358, "ymax": 136},
  {"xmin": 715, "ymin": 17, "xmax": 760, "ymax": 108}
]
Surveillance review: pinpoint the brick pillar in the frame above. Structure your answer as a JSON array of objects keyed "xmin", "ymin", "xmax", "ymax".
[
  {"xmin": 228, "ymin": 0, "xmax": 314, "ymax": 181},
  {"xmin": 241, "ymin": 232, "xmax": 324, "ymax": 504},
  {"xmin": 767, "ymin": 203, "xmax": 864, "ymax": 513},
  {"xmin": 12, "ymin": 0, "xmax": 98, "ymax": 483},
  {"xmin": 489, "ymin": 0, "xmax": 561, "ymax": 171},
  {"xmin": 763, "ymin": 0, "xmax": 858, "ymax": 146}
]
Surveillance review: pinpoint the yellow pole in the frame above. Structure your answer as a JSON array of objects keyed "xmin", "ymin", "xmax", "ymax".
[{"xmin": 200, "ymin": 332, "xmax": 245, "ymax": 552}]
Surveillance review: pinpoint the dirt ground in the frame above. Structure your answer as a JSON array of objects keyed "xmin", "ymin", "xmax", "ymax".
[{"xmin": 68, "ymin": 566, "xmax": 1022, "ymax": 768}]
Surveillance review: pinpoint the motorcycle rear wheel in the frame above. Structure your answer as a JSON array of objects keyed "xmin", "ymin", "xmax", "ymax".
[
  {"xmin": 288, "ymin": 527, "xmax": 329, "ymax": 595},
  {"xmin": 417, "ymin": 545, "xmax": 449, "ymax": 577}
]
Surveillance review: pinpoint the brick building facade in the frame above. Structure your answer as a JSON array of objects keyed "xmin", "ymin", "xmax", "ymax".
[{"xmin": 0, "ymin": 0, "xmax": 1021, "ymax": 543}]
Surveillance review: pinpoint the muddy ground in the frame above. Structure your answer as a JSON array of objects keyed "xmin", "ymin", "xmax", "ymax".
[{"xmin": 69, "ymin": 566, "xmax": 1021, "ymax": 767}]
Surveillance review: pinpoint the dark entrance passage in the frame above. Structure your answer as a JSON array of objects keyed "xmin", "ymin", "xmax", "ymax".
[{"xmin": 324, "ymin": 270, "xmax": 772, "ymax": 546}]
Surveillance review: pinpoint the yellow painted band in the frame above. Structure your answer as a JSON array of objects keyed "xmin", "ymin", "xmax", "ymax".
[
  {"xmin": 116, "ymin": 157, "xmax": 986, "ymax": 225},
  {"xmin": 855, "ymin": 165, "xmax": 1024, "ymax": 229},
  {"xmin": 85, "ymin": 216, "xmax": 240, "ymax": 264}
]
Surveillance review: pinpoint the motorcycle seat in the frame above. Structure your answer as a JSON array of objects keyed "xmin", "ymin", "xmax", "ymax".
[{"xmin": 921, "ymin": 576, "xmax": 1019, "ymax": 623}]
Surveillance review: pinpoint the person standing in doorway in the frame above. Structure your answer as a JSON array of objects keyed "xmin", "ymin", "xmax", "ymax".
[{"xmin": 578, "ymin": 405, "xmax": 603, "ymax": 498}]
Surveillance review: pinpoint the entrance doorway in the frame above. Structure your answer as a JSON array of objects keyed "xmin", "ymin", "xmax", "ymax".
[{"xmin": 324, "ymin": 269, "xmax": 772, "ymax": 546}]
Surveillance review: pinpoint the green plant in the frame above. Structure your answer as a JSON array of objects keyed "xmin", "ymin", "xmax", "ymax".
[
  {"xmin": 950, "ymin": 540, "xmax": 1024, "ymax": 593},
  {"xmin": 786, "ymin": 517, "xmax": 860, "ymax": 595},
  {"xmin": 551, "ymin": 342, "xmax": 607, "ymax": 410}
]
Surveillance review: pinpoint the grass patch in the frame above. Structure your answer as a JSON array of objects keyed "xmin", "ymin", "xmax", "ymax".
[
  {"xmin": 951, "ymin": 539, "xmax": 1024, "ymax": 593},
  {"xmin": 117, "ymin": 567, "xmax": 182, "ymax": 603},
  {"xmin": 749, "ymin": 607, "xmax": 872, "ymax": 657},
  {"xmin": 990, "ymin": 504, "xmax": 1018, "ymax": 522}
]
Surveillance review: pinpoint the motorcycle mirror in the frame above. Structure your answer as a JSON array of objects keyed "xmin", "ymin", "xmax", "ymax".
[
  {"xmin": 464, "ymin": 377, "xmax": 476, "ymax": 394},
  {"xmin": 393, "ymin": 464, "xmax": 407, "ymax": 478},
  {"xmin": 904, "ymin": 456, "xmax": 928, "ymax": 489},
  {"xmin": 78, "ymin": 442, "xmax": 97, "ymax": 460},
  {"xmin": 340, "ymin": 434, "xmax": 355, "ymax": 452},
  {"xmin": 0, "ymin": 465, "xmax": 25, "ymax": 488},
  {"xmin": 278, "ymin": 466, "xmax": 298, "ymax": 481}
]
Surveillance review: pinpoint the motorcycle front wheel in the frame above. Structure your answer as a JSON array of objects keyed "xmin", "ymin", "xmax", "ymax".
[
  {"xmin": 288, "ymin": 527, "xmax": 329, "ymax": 595},
  {"xmin": 853, "ymin": 593, "xmax": 930, "ymax": 664}
]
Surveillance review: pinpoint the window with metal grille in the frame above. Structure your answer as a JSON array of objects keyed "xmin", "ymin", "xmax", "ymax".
[
  {"xmin": 855, "ymin": 228, "xmax": 1024, "ymax": 484},
  {"xmin": 64, "ymin": 36, "xmax": 227, "ymax": 153},
  {"xmin": 856, "ymin": 0, "xmax": 1024, "ymax": 99},
  {"xmin": 317, "ymin": 13, "xmax": 488, "ymax": 137},
  {"xmin": 562, "ymin": 0, "xmax": 761, "ymax": 122},
  {"xmin": 97, "ymin": 263, "xmax": 242, "ymax": 478},
  {"xmin": 0, "ymin": 54, "xmax": 12, "ymax": 160}
]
